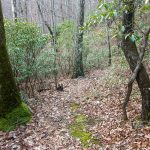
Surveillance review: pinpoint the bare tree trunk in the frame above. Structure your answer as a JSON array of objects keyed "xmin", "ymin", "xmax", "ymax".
[
  {"xmin": 72, "ymin": 0, "xmax": 85, "ymax": 78},
  {"xmin": 122, "ymin": 0, "xmax": 150, "ymax": 121},
  {"xmin": 18, "ymin": 0, "xmax": 23, "ymax": 18},
  {"xmin": 51, "ymin": 0, "xmax": 58, "ymax": 89},
  {"xmin": 23, "ymin": 0, "xmax": 28, "ymax": 21},
  {"xmin": 0, "ymin": 0, "xmax": 21, "ymax": 116},
  {"xmin": 106, "ymin": 22, "xmax": 111, "ymax": 66},
  {"xmin": 60, "ymin": 0, "xmax": 65, "ymax": 21},
  {"xmin": 67, "ymin": 0, "xmax": 72, "ymax": 20},
  {"xmin": 11, "ymin": 0, "xmax": 17, "ymax": 22},
  {"xmin": 36, "ymin": 0, "xmax": 58, "ymax": 89}
]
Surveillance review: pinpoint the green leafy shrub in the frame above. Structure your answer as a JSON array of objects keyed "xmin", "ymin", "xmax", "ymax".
[
  {"xmin": 56, "ymin": 21, "xmax": 75, "ymax": 75},
  {"xmin": 4, "ymin": 19, "xmax": 119, "ymax": 90},
  {"xmin": 57, "ymin": 20, "xmax": 110, "ymax": 74},
  {"xmin": 5, "ymin": 20, "xmax": 50, "ymax": 82}
]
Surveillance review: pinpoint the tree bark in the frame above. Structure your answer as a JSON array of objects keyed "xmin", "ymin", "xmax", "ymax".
[
  {"xmin": 11, "ymin": 0, "xmax": 18, "ymax": 22},
  {"xmin": 23, "ymin": 0, "xmax": 28, "ymax": 21},
  {"xmin": 72, "ymin": 0, "xmax": 85, "ymax": 78},
  {"xmin": 122, "ymin": 0, "xmax": 150, "ymax": 121},
  {"xmin": 0, "ymin": 1, "xmax": 21, "ymax": 117},
  {"xmin": 106, "ymin": 22, "xmax": 111, "ymax": 66},
  {"xmin": 51, "ymin": 0, "xmax": 58, "ymax": 89}
]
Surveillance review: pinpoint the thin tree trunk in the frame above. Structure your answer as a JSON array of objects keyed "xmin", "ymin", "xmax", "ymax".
[
  {"xmin": 72, "ymin": 0, "xmax": 85, "ymax": 78},
  {"xmin": 11, "ymin": 0, "xmax": 17, "ymax": 22},
  {"xmin": 122, "ymin": 0, "xmax": 150, "ymax": 121},
  {"xmin": 18, "ymin": 0, "xmax": 23, "ymax": 18},
  {"xmin": 0, "ymin": 1, "xmax": 21, "ymax": 117},
  {"xmin": 51, "ymin": 0, "xmax": 58, "ymax": 89},
  {"xmin": 106, "ymin": 22, "xmax": 111, "ymax": 66},
  {"xmin": 24, "ymin": 0, "xmax": 28, "ymax": 21},
  {"xmin": 36, "ymin": 0, "xmax": 58, "ymax": 89},
  {"xmin": 60, "ymin": 0, "xmax": 65, "ymax": 21}
]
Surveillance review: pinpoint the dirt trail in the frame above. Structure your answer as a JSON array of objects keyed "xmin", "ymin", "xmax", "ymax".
[{"xmin": 0, "ymin": 69, "xmax": 150, "ymax": 150}]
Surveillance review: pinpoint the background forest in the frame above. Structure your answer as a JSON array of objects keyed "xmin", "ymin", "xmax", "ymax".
[
  {"xmin": 0, "ymin": 0, "xmax": 150, "ymax": 149},
  {"xmin": 2, "ymin": 0, "xmax": 111, "ymax": 96}
]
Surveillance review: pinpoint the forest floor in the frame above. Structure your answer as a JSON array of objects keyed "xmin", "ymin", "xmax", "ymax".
[{"xmin": 0, "ymin": 68, "xmax": 150, "ymax": 150}]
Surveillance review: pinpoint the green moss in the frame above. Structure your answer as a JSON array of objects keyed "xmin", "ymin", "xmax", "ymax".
[
  {"xmin": 70, "ymin": 103, "xmax": 80, "ymax": 112},
  {"xmin": 91, "ymin": 138, "xmax": 101, "ymax": 145},
  {"xmin": 75, "ymin": 114, "xmax": 87, "ymax": 124},
  {"xmin": 0, "ymin": 103, "xmax": 32, "ymax": 132},
  {"xmin": 73, "ymin": 130, "xmax": 92, "ymax": 147},
  {"xmin": 70, "ymin": 122, "xmax": 92, "ymax": 147},
  {"xmin": 69, "ymin": 114, "xmax": 101, "ymax": 147}
]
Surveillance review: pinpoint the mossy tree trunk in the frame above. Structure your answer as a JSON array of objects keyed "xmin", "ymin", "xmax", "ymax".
[
  {"xmin": 122, "ymin": 0, "xmax": 150, "ymax": 121},
  {"xmin": 72, "ymin": 0, "xmax": 85, "ymax": 78},
  {"xmin": 0, "ymin": 1, "xmax": 21, "ymax": 117}
]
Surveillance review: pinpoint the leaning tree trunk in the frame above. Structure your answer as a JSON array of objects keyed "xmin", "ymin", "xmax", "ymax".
[
  {"xmin": 122, "ymin": 0, "xmax": 150, "ymax": 121},
  {"xmin": 72, "ymin": 0, "xmax": 85, "ymax": 78},
  {"xmin": 0, "ymin": 0, "xmax": 21, "ymax": 117}
]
